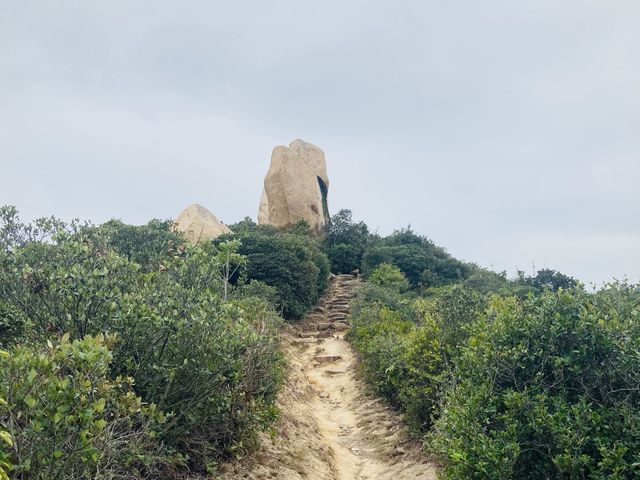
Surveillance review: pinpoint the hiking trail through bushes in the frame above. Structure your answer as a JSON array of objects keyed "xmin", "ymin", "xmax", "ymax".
[{"xmin": 219, "ymin": 274, "xmax": 437, "ymax": 480}]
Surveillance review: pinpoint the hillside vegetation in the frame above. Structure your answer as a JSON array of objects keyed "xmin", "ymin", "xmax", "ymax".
[
  {"xmin": 0, "ymin": 207, "xmax": 329, "ymax": 478},
  {"xmin": 0, "ymin": 206, "xmax": 638, "ymax": 479},
  {"xmin": 329, "ymin": 210, "xmax": 640, "ymax": 479}
]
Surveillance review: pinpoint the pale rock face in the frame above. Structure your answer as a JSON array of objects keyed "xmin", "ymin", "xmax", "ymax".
[
  {"xmin": 258, "ymin": 139, "xmax": 330, "ymax": 231},
  {"xmin": 174, "ymin": 203, "xmax": 232, "ymax": 244},
  {"xmin": 258, "ymin": 189, "xmax": 270, "ymax": 225}
]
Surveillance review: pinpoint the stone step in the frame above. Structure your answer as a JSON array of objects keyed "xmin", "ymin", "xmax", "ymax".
[
  {"xmin": 329, "ymin": 305, "xmax": 350, "ymax": 311},
  {"xmin": 315, "ymin": 322, "xmax": 333, "ymax": 331},
  {"xmin": 298, "ymin": 331, "xmax": 333, "ymax": 339},
  {"xmin": 313, "ymin": 355, "xmax": 343, "ymax": 364},
  {"xmin": 291, "ymin": 338, "xmax": 321, "ymax": 346}
]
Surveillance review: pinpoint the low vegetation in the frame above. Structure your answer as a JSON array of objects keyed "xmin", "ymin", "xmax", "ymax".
[
  {"xmin": 224, "ymin": 218, "xmax": 330, "ymax": 319},
  {"xmin": 430, "ymin": 286, "xmax": 640, "ymax": 479},
  {"xmin": 0, "ymin": 206, "xmax": 291, "ymax": 478},
  {"xmin": 336, "ymin": 204, "xmax": 640, "ymax": 479},
  {"xmin": 1, "ymin": 204, "xmax": 638, "ymax": 479}
]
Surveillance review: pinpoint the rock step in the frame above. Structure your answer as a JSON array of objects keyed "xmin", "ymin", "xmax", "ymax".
[
  {"xmin": 328, "ymin": 306, "xmax": 349, "ymax": 311},
  {"xmin": 291, "ymin": 338, "xmax": 321, "ymax": 346},
  {"xmin": 313, "ymin": 355, "xmax": 343, "ymax": 364},
  {"xmin": 298, "ymin": 331, "xmax": 333, "ymax": 339},
  {"xmin": 314, "ymin": 323, "xmax": 333, "ymax": 331}
]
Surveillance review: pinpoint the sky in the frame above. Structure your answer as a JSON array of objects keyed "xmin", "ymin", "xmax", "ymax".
[{"xmin": 1, "ymin": 0, "xmax": 639, "ymax": 285}]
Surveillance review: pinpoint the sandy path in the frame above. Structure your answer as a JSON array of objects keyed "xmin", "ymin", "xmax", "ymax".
[{"xmin": 218, "ymin": 275, "xmax": 437, "ymax": 480}]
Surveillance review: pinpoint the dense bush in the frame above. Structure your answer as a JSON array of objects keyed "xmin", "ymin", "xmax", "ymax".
[
  {"xmin": 362, "ymin": 228, "xmax": 471, "ymax": 288},
  {"xmin": 463, "ymin": 266, "xmax": 579, "ymax": 298},
  {"xmin": 349, "ymin": 264, "xmax": 486, "ymax": 432},
  {"xmin": 350, "ymin": 260, "xmax": 640, "ymax": 479},
  {"xmin": 321, "ymin": 209, "xmax": 370, "ymax": 274},
  {"xmin": 430, "ymin": 287, "xmax": 640, "ymax": 479},
  {"xmin": 111, "ymin": 289, "xmax": 283, "ymax": 469},
  {"xmin": 367, "ymin": 263, "xmax": 410, "ymax": 292},
  {"xmin": 92, "ymin": 219, "xmax": 185, "ymax": 271},
  {"xmin": 0, "ymin": 301, "xmax": 24, "ymax": 347},
  {"xmin": 0, "ymin": 233, "xmax": 138, "ymax": 337},
  {"xmin": 519, "ymin": 267, "xmax": 578, "ymax": 293},
  {"xmin": 0, "ymin": 208, "xmax": 285, "ymax": 475},
  {"xmin": 222, "ymin": 221, "xmax": 330, "ymax": 319},
  {"xmin": 0, "ymin": 335, "xmax": 162, "ymax": 479}
]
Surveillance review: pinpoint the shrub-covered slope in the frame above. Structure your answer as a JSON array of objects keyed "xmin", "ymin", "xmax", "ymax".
[
  {"xmin": 0, "ymin": 207, "xmax": 286, "ymax": 478},
  {"xmin": 348, "ymin": 260, "xmax": 640, "ymax": 479}
]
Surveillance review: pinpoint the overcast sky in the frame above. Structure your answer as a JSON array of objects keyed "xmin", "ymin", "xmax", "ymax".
[{"xmin": 1, "ymin": 1, "xmax": 638, "ymax": 285}]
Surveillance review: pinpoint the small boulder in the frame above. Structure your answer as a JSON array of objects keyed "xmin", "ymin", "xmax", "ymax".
[{"xmin": 174, "ymin": 204, "xmax": 231, "ymax": 244}]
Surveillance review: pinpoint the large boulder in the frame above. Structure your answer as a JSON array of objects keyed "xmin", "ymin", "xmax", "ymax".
[
  {"xmin": 258, "ymin": 139, "xmax": 330, "ymax": 231},
  {"xmin": 174, "ymin": 203, "xmax": 232, "ymax": 244}
]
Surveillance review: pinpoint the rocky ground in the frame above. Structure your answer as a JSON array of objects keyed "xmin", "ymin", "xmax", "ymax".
[{"xmin": 217, "ymin": 274, "xmax": 437, "ymax": 480}]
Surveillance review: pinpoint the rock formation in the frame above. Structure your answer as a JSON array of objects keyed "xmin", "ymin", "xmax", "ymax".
[
  {"xmin": 174, "ymin": 203, "xmax": 232, "ymax": 243},
  {"xmin": 258, "ymin": 139, "xmax": 330, "ymax": 231}
]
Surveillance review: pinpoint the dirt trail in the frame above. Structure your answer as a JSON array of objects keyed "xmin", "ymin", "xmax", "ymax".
[{"xmin": 219, "ymin": 274, "xmax": 437, "ymax": 480}]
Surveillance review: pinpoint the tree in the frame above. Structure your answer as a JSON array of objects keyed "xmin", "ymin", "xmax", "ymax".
[
  {"xmin": 362, "ymin": 228, "xmax": 470, "ymax": 288},
  {"xmin": 216, "ymin": 239, "xmax": 246, "ymax": 300},
  {"xmin": 523, "ymin": 268, "xmax": 578, "ymax": 292},
  {"xmin": 322, "ymin": 209, "xmax": 370, "ymax": 274},
  {"xmin": 230, "ymin": 232, "xmax": 330, "ymax": 319}
]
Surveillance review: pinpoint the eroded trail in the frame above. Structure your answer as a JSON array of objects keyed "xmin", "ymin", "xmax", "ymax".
[{"xmin": 219, "ymin": 274, "xmax": 437, "ymax": 480}]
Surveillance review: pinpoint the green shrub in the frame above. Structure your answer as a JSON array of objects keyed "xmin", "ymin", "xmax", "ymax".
[
  {"xmin": 430, "ymin": 289, "xmax": 640, "ymax": 479},
  {"xmin": 368, "ymin": 263, "xmax": 410, "ymax": 292},
  {"xmin": 0, "ymin": 234, "xmax": 138, "ymax": 338},
  {"xmin": 362, "ymin": 228, "xmax": 470, "ymax": 288},
  {"xmin": 349, "ymin": 284, "xmax": 485, "ymax": 433},
  {"xmin": 230, "ymin": 231, "xmax": 330, "ymax": 319},
  {"xmin": 0, "ymin": 213, "xmax": 286, "ymax": 474},
  {"xmin": 231, "ymin": 280, "xmax": 280, "ymax": 307},
  {"xmin": 91, "ymin": 219, "xmax": 185, "ymax": 271},
  {"xmin": 0, "ymin": 429, "xmax": 11, "ymax": 480},
  {"xmin": 349, "ymin": 305, "xmax": 443, "ymax": 432},
  {"xmin": 0, "ymin": 335, "xmax": 162, "ymax": 479},
  {"xmin": 321, "ymin": 209, "xmax": 370, "ymax": 274},
  {"xmin": 520, "ymin": 267, "xmax": 578, "ymax": 293},
  {"xmin": 0, "ymin": 301, "xmax": 25, "ymax": 348},
  {"xmin": 112, "ymin": 294, "xmax": 284, "ymax": 471}
]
